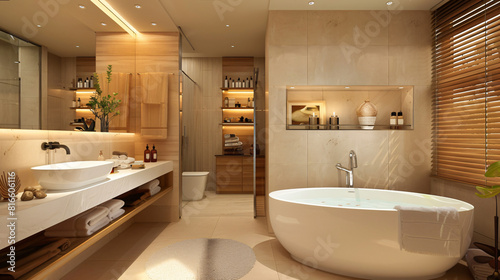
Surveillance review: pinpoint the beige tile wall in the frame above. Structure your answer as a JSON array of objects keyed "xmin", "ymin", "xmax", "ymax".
[{"xmin": 266, "ymin": 10, "xmax": 433, "ymax": 203}]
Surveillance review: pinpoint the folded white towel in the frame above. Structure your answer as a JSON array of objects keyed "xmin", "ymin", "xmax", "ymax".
[
  {"xmin": 45, "ymin": 216, "xmax": 110, "ymax": 237},
  {"xmin": 466, "ymin": 248, "xmax": 494, "ymax": 280},
  {"xmin": 109, "ymin": 208, "xmax": 126, "ymax": 220},
  {"xmin": 150, "ymin": 185, "xmax": 161, "ymax": 196},
  {"xmin": 225, "ymin": 141, "xmax": 243, "ymax": 147},
  {"xmin": 224, "ymin": 134, "xmax": 236, "ymax": 139},
  {"xmin": 225, "ymin": 137, "xmax": 240, "ymax": 143},
  {"xmin": 100, "ymin": 199, "xmax": 125, "ymax": 213},
  {"xmin": 394, "ymin": 205, "xmax": 460, "ymax": 257},
  {"xmin": 139, "ymin": 179, "xmax": 160, "ymax": 192},
  {"xmin": 47, "ymin": 206, "xmax": 110, "ymax": 232}
]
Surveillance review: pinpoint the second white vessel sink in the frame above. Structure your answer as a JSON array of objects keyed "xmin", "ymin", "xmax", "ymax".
[{"xmin": 31, "ymin": 161, "xmax": 113, "ymax": 191}]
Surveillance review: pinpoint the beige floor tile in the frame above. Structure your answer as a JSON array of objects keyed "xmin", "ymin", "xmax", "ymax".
[
  {"xmin": 156, "ymin": 216, "xmax": 219, "ymax": 239},
  {"xmin": 241, "ymin": 259, "xmax": 280, "ymax": 280},
  {"xmin": 89, "ymin": 223, "xmax": 167, "ymax": 261},
  {"xmin": 61, "ymin": 260, "xmax": 135, "ymax": 280},
  {"xmin": 275, "ymin": 258, "xmax": 357, "ymax": 280}
]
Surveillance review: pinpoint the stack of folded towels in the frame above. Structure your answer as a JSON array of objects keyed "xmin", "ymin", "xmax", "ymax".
[
  {"xmin": 139, "ymin": 179, "xmax": 161, "ymax": 196},
  {"xmin": 117, "ymin": 179, "xmax": 162, "ymax": 206},
  {"xmin": 224, "ymin": 134, "xmax": 243, "ymax": 155},
  {"xmin": 0, "ymin": 236, "xmax": 71, "ymax": 279},
  {"xmin": 466, "ymin": 248, "xmax": 495, "ymax": 280},
  {"xmin": 44, "ymin": 199, "xmax": 125, "ymax": 237},
  {"xmin": 224, "ymin": 134, "xmax": 242, "ymax": 147}
]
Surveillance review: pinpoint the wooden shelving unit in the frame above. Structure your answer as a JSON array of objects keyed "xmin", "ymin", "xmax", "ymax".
[{"xmin": 17, "ymin": 185, "xmax": 172, "ymax": 280}]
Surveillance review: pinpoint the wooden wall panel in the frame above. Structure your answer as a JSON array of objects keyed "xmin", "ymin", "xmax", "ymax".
[{"xmin": 95, "ymin": 32, "xmax": 180, "ymax": 222}]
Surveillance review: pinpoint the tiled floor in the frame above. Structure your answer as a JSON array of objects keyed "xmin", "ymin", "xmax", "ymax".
[{"xmin": 63, "ymin": 191, "xmax": 474, "ymax": 280}]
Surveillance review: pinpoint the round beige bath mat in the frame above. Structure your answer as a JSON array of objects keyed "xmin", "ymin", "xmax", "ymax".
[{"xmin": 145, "ymin": 238, "xmax": 256, "ymax": 280}]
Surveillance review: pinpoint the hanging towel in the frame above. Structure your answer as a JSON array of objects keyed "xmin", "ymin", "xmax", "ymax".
[
  {"xmin": 44, "ymin": 217, "xmax": 110, "ymax": 237},
  {"xmin": 394, "ymin": 205, "xmax": 460, "ymax": 257},
  {"xmin": 46, "ymin": 206, "xmax": 110, "ymax": 232},
  {"xmin": 140, "ymin": 73, "xmax": 169, "ymax": 104},
  {"xmin": 109, "ymin": 208, "xmax": 126, "ymax": 220}
]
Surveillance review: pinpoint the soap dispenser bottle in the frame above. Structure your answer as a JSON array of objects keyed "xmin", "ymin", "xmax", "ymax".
[
  {"xmin": 144, "ymin": 144, "xmax": 151, "ymax": 162},
  {"xmin": 151, "ymin": 145, "xmax": 157, "ymax": 162},
  {"xmin": 98, "ymin": 150, "xmax": 105, "ymax": 161}
]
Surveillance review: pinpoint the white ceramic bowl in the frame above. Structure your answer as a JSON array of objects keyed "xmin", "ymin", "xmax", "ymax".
[{"xmin": 31, "ymin": 161, "xmax": 113, "ymax": 191}]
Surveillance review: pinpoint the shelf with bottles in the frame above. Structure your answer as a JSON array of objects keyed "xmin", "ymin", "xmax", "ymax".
[
  {"xmin": 221, "ymin": 122, "xmax": 254, "ymax": 126},
  {"xmin": 286, "ymin": 124, "xmax": 412, "ymax": 130},
  {"xmin": 70, "ymin": 106, "xmax": 91, "ymax": 110},
  {"xmin": 69, "ymin": 87, "xmax": 96, "ymax": 91},
  {"xmin": 286, "ymin": 85, "xmax": 414, "ymax": 131}
]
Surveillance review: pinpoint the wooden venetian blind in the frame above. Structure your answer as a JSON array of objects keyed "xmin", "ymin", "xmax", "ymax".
[{"xmin": 432, "ymin": 0, "xmax": 500, "ymax": 186}]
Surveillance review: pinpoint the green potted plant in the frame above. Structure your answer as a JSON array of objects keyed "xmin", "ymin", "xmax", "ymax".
[
  {"xmin": 88, "ymin": 65, "xmax": 121, "ymax": 132},
  {"xmin": 476, "ymin": 161, "xmax": 500, "ymax": 280}
]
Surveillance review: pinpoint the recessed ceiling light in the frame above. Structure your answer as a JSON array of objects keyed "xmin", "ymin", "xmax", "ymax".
[
  {"xmin": 151, "ymin": 22, "xmax": 157, "ymax": 26},
  {"xmin": 14, "ymin": 61, "xmax": 20, "ymax": 64},
  {"xmin": 135, "ymin": 4, "xmax": 141, "ymax": 8},
  {"xmin": 76, "ymin": 45, "xmax": 80, "ymax": 48},
  {"xmin": 36, "ymin": 24, "xmax": 42, "ymax": 28},
  {"xmin": 308, "ymin": 1, "xmax": 315, "ymax": 5},
  {"xmin": 226, "ymin": 24, "xmax": 230, "ymax": 27},
  {"xmin": 345, "ymin": 86, "xmax": 350, "ymax": 89},
  {"xmin": 386, "ymin": 1, "xmax": 393, "ymax": 5},
  {"xmin": 231, "ymin": 45, "xmax": 235, "ymax": 48},
  {"xmin": 398, "ymin": 86, "xmax": 404, "ymax": 89},
  {"xmin": 290, "ymin": 86, "xmax": 295, "ymax": 89},
  {"xmin": 79, "ymin": 4, "xmax": 85, "ymax": 9},
  {"xmin": 101, "ymin": 22, "xmax": 107, "ymax": 26}
]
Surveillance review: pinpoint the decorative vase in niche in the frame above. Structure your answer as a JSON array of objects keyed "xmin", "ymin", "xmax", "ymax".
[{"xmin": 356, "ymin": 100, "xmax": 377, "ymax": 129}]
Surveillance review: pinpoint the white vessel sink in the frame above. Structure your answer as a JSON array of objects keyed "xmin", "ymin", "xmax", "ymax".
[{"xmin": 31, "ymin": 161, "xmax": 113, "ymax": 191}]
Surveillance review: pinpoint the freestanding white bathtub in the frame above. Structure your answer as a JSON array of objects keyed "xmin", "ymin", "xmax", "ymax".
[{"xmin": 269, "ymin": 188, "xmax": 474, "ymax": 280}]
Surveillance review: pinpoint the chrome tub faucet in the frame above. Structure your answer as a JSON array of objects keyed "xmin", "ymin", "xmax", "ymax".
[{"xmin": 336, "ymin": 150, "xmax": 357, "ymax": 188}]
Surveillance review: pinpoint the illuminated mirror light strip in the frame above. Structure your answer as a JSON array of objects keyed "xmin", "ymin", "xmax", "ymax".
[{"xmin": 91, "ymin": 0, "xmax": 139, "ymax": 38}]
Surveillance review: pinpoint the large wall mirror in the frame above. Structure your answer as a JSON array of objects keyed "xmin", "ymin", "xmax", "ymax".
[{"xmin": 0, "ymin": 30, "xmax": 41, "ymax": 129}]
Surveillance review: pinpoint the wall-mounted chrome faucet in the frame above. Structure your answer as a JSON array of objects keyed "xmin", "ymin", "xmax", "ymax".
[
  {"xmin": 336, "ymin": 150, "xmax": 357, "ymax": 188},
  {"xmin": 41, "ymin": 142, "xmax": 71, "ymax": 155}
]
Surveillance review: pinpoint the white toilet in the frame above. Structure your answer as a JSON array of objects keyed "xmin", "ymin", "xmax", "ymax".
[{"xmin": 182, "ymin": 172, "xmax": 209, "ymax": 201}]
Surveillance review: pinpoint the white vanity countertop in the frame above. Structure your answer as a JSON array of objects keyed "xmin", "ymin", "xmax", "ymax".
[{"xmin": 0, "ymin": 161, "xmax": 173, "ymax": 249}]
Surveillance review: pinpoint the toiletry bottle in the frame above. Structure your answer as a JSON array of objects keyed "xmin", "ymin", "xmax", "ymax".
[
  {"xmin": 231, "ymin": 79, "xmax": 235, "ymax": 88},
  {"xmin": 90, "ymin": 77, "xmax": 94, "ymax": 88},
  {"xmin": 84, "ymin": 77, "xmax": 88, "ymax": 88},
  {"xmin": 237, "ymin": 78, "xmax": 241, "ymax": 88},
  {"xmin": 77, "ymin": 98, "xmax": 81, "ymax": 107},
  {"xmin": 246, "ymin": 77, "xmax": 249, "ymax": 88},
  {"xmin": 224, "ymin": 97, "xmax": 229, "ymax": 107},
  {"xmin": 224, "ymin": 76, "xmax": 228, "ymax": 88},
  {"xmin": 144, "ymin": 144, "xmax": 151, "ymax": 162},
  {"xmin": 72, "ymin": 99, "xmax": 76, "ymax": 107},
  {"xmin": 250, "ymin": 77, "xmax": 254, "ymax": 88},
  {"xmin": 151, "ymin": 145, "xmax": 157, "ymax": 162},
  {"xmin": 247, "ymin": 97, "xmax": 251, "ymax": 107},
  {"xmin": 397, "ymin": 111, "xmax": 404, "ymax": 128},
  {"xmin": 251, "ymin": 98, "xmax": 254, "ymax": 107},
  {"xmin": 98, "ymin": 150, "xmax": 105, "ymax": 161},
  {"xmin": 390, "ymin": 112, "xmax": 397, "ymax": 129}
]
